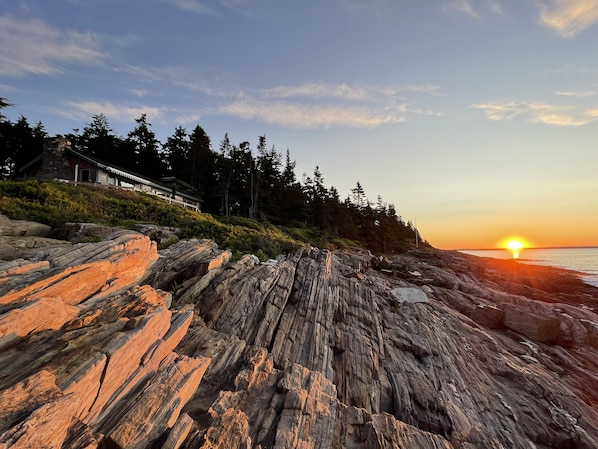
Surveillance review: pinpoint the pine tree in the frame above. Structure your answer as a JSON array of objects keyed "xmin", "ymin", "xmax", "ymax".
[
  {"xmin": 127, "ymin": 114, "xmax": 166, "ymax": 178},
  {"xmin": 189, "ymin": 125, "xmax": 217, "ymax": 212},
  {"xmin": 164, "ymin": 126, "xmax": 190, "ymax": 180},
  {"xmin": 1, "ymin": 115, "xmax": 46, "ymax": 179},
  {"xmin": 79, "ymin": 114, "xmax": 123, "ymax": 162}
]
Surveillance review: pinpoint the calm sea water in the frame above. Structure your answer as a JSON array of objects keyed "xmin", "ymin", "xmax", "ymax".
[{"xmin": 459, "ymin": 247, "xmax": 598, "ymax": 288}]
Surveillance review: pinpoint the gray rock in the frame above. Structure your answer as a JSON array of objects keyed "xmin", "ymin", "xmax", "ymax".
[
  {"xmin": 0, "ymin": 214, "xmax": 51, "ymax": 237},
  {"xmin": 391, "ymin": 287, "xmax": 429, "ymax": 304},
  {"xmin": 1, "ymin": 217, "xmax": 598, "ymax": 449}
]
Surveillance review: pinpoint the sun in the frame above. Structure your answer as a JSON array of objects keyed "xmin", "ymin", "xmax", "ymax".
[
  {"xmin": 506, "ymin": 240, "xmax": 523, "ymax": 251},
  {"xmin": 501, "ymin": 238, "xmax": 528, "ymax": 259}
]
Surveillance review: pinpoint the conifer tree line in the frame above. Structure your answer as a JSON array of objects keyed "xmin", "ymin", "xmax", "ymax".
[{"xmin": 0, "ymin": 100, "xmax": 426, "ymax": 252}]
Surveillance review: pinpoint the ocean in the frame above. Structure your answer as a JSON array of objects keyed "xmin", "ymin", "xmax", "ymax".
[{"xmin": 459, "ymin": 247, "xmax": 598, "ymax": 288}]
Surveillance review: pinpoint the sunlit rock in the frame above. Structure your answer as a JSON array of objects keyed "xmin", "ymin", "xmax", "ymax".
[{"xmin": 0, "ymin": 215, "xmax": 597, "ymax": 448}]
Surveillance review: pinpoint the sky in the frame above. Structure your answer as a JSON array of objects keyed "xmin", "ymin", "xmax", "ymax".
[{"xmin": 1, "ymin": 0, "xmax": 597, "ymax": 250}]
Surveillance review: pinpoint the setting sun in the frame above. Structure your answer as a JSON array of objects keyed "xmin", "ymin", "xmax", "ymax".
[
  {"xmin": 499, "ymin": 237, "xmax": 531, "ymax": 259},
  {"xmin": 506, "ymin": 240, "xmax": 523, "ymax": 251}
]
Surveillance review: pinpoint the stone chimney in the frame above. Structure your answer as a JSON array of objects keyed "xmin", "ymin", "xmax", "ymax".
[{"xmin": 37, "ymin": 136, "xmax": 72, "ymax": 180}]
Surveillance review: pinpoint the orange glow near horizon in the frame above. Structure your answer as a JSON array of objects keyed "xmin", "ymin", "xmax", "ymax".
[
  {"xmin": 420, "ymin": 211, "xmax": 598, "ymax": 251},
  {"xmin": 498, "ymin": 236, "xmax": 533, "ymax": 259},
  {"xmin": 497, "ymin": 236, "xmax": 533, "ymax": 250},
  {"xmin": 502, "ymin": 238, "xmax": 526, "ymax": 259}
]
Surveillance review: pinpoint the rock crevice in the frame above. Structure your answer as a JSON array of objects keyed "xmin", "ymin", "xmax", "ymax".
[{"xmin": 0, "ymin": 216, "xmax": 597, "ymax": 448}]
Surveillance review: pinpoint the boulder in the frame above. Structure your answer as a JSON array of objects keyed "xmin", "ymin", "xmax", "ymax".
[
  {"xmin": 503, "ymin": 304, "xmax": 560, "ymax": 342},
  {"xmin": 391, "ymin": 287, "xmax": 429, "ymax": 304},
  {"xmin": 0, "ymin": 214, "xmax": 51, "ymax": 237},
  {"xmin": 0, "ymin": 216, "xmax": 597, "ymax": 448},
  {"xmin": 102, "ymin": 355, "xmax": 210, "ymax": 449},
  {"xmin": 470, "ymin": 304, "xmax": 504, "ymax": 329}
]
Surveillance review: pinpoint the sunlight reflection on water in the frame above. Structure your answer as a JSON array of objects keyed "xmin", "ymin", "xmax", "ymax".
[{"xmin": 459, "ymin": 247, "xmax": 598, "ymax": 287}]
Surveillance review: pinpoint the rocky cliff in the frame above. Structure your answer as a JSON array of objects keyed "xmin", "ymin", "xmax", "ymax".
[{"xmin": 0, "ymin": 215, "xmax": 597, "ymax": 449}]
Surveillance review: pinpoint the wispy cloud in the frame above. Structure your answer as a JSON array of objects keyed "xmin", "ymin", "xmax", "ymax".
[
  {"xmin": 442, "ymin": 0, "xmax": 503, "ymax": 20},
  {"xmin": 216, "ymin": 82, "xmax": 442, "ymax": 129},
  {"xmin": 160, "ymin": 0, "xmax": 254, "ymax": 16},
  {"xmin": 218, "ymin": 100, "xmax": 408, "ymax": 129},
  {"xmin": 60, "ymin": 101, "xmax": 168, "ymax": 124},
  {"xmin": 129, "ymin": 89, "xmax": 149, "ymax": 98},
  {"xmin": 0, "ymin": 82, "xmax": 18, "ymax": 93},
  {"xmin": 535, "ymin": 0, "xmax": 598, "ymax": 37},
  {"xmin": 443, "ymin": 0, "xmax": 480, "ymax": 19},
  {"xmin": 556, "ymin": 90, "xmax": 596, "ymax": 98},
  {"xmin": 116, "ymin": 64, "xmax": 443, "ymax": 129},
  {"xmin": 159, "ymin": 0, "xmax": 218, "ymax": 15},
  {"xmin": 175, "ymin": 111, "xmax": 203, "ymax": 125},
  {"xmin": 261, "ymin": 82, "xmax": 371, "ymax": 101},
  {"xmin": 0, "ymin": 15, "xmax": 105, "ymax": 76},
  {"xmin": 400, "ymin": 84, "xmax": 444, "ymax": 95},
  {"xmin": 471, "ymin": 101, "xmax": 598, "ymax": 126},
  {"xmin": 551, "ymin": 64, "xmax": 598, "ymax": 75}
]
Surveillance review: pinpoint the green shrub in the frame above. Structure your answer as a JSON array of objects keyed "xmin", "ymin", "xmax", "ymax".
[{"xmin": 0, "ymin": 179, "xmax": 306, "ymax": 258}]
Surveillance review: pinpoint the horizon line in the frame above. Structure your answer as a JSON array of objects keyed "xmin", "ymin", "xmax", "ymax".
[{"xmin": 455, "ymin": 245, "xmax": 598, "ymax": 251}]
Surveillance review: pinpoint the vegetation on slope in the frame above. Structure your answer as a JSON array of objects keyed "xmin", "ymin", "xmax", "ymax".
[
  {"xmin": 1, "ymin": 98, "xmax": 430, "ymax": 255},
  {"xmin": 0, "ymin": 179, "xmax": 304, "ymax": 260}
]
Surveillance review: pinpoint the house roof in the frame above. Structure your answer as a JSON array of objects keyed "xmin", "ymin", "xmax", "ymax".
[{"xmin": 20, "ymin": 144, "xmax": 202, "ymax": 204}]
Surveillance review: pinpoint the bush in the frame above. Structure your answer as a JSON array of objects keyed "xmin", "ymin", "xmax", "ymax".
[{"xmin": 0, "ymin": 179, "xmax": 305, "ymax": 258}]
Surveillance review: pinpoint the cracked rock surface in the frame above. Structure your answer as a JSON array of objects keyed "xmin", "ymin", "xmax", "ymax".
[{"xmin": 0, "ymin": 215, "xmax": 597, "ymax": 448}]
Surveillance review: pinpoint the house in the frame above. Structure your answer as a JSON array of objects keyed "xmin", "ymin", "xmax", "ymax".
[{"xmin": 20, "ymin": 136, "xmax": 202, "ymax": 211}]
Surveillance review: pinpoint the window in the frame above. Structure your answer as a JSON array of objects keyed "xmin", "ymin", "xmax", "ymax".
[{"xmin": 80, "ymin": 169, "xmax": 91, "ymax": 182}]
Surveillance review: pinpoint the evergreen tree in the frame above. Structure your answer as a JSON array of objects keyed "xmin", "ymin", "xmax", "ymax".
[
  {"xmin": 78, "ymin": 114, "xmax": 123, "ymax": 162},
  {"xmin": 0, "ymin": 97, "xmax": 11, "ymax": 123},
  {"xmin": 351, "ymin": 181, "xmax": 368, "ymax": 210},
  {"xmin": 1, "ymin": 115, "xmax": 46, "ymax": 179},
  {"xmin": 163, "ymin": 126, "xmax": 190, "ymax": 179},
  {"xmin": 217, "ymin": 134, "xmax": 233, "ymax": 216},
  {"xmin": 282, "ymin": 149, "xmax": 296, "ymax": 186},
  {"xmin": 0, "ymin": 99, "xmax": 427, "ymax": 252},
  {"xmin": 277, "ymin": 149, "xmax": 307, "ymax": 224},
  {"xmin": 303, "ymin": 166, "xmax": 329, "ymax": 229},
  {"xmin": 126, "ymin": 114, "xmax": 166, "ymax": 178},
  {"xmin": 189, "ymin": 125, "xmax": 217, "ymax": 212},
  {"xmin": 254, "ymin": 136, "xmax": 283, "ymax": 220}
]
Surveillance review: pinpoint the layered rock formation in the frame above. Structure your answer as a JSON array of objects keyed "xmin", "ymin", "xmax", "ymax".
[{"xmin": 0, "ymin": 214, "xmax": 597, "ymax": 448}]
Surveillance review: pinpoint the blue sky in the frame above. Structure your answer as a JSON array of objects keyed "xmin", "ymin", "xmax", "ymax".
[{"xmin": 1, "ymin": 0, "xmax": 598, "ymax": 248}]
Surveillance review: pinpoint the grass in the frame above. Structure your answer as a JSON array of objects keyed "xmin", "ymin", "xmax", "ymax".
[{"xmin": 0, "ymin": 179, "xmax": 308, "ymax": 260}]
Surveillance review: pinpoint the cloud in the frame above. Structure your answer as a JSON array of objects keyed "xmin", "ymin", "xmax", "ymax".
[
  {"xmin": 470, "ymin": 102, "xmax": 526, "ymax": 120},
  {"xmin": 0, "ymin": 15, "xmax": 105, "ymax": 76},
  {"xmin": 218, "ymin": 100, "xmax": 408, "ymax": 129},
  {"xmin": 551, "ymin": 64, "xmax": 598, "ymax": 75},
  {"xmin": 441, "ymin": 0, "xmax": 503, "ymax": 19},
  {"xmin": 159, "ymin": 0, "xmax": 218, "ymax": 15},
  {"xmin": 129, "ymin": 89, "xmax": 149, "ymax": 98},
  {"xmin": 160, "ymin": 0, "xmax": 254, "ymax": 16},
  {"xmin": 215, "ymin": 81, "xmax": 442, "ymax": 129},
  {"xmin": 535, "ymin": 0, "xmax": 598, "ymax": 37},
  {"xmin": 556, "ymin": 90, "xmax": 596, "ymax": 97},
  {"xmin": 116, "ymin": 65, "xmax": 443, "ymax": 130},
  {"xmin": 471, "ymin": 101, "xmax": 598, "ymax": 126},
  {"xmin": 443, "ymin": 0, "xmax": 480, "ymax": 19},
  {"xmin": 0, "ymin": 82, "xmax": 18, "ymax": 93},
  {"xmin": 261, "ymin": 82, "xmax": 371, "ymax": 101},
  {"xmin": 175, "ymin": 111, "xmax": 203, "ymax": 125},
  {"xmin": 400, "ymin": 84, "xmax": 443, "ymax": 95},
  {"xmin": 60, "ymin": 101, "xmax": 168, "ymax": 124}
]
